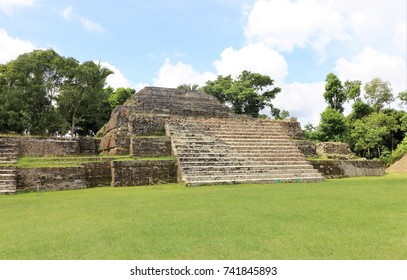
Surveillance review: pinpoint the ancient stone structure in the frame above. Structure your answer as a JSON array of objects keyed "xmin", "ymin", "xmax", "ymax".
[
  {"xmin": 111, "ymin": 160, "xmax": 177, "ymax": 186},
  {"xmin": 99, "ymin": 86, "xmax": 324, "ymax": 186},
  {"xmin": 316, "ymin": 142, "xmax": 359, "ymax": 160},
  {"xmin": 310, "ymin": 159, "xmax": 384, "ymax": 179},
  {"xmin": 98, "ymin": 87, "xmax": 233, "ymax": 155},
  {"xmin": 0, "ymin": 86, "xmax": 387, "ymax": 193},
  {"xmin": 167, "ymin": 118, "xmax": 323, "ymax": 186}
]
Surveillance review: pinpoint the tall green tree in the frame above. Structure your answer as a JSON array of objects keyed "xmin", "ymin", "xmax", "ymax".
[
  {"xmin": 317, "ymin": 107, "xmax": 347, "ymax": 142},
  {"xmin": 352, "ymin": 112, "xmax": 398, "ymax": 158},
  {"xmin": 323, "ymin": 73, "xmax": 346, "ymax": 112},
  {"xmin": 364, "ymin": 78, "xmax": 394, "ymax": 112},
  {"xmin": 0, "ymin": 49, "xmax": 75, "ymax": 134},
  {"xmin": 201, "ymin": 70, "xmax": 282, "ymax": 118},
  {"xmin": 57, "ymin": 61, "xmax": 113, "ymax": 136},
  {"xmin": 343, "ymin": 80, "xmax": 362, "ymax": 101}
]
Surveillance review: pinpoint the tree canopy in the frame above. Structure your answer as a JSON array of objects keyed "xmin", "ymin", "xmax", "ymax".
[
  {"xmin": 364, "ymin": 77, "xmax": 394, "ymax": 112},
  {"xmin": 0, "ymin": 49, "xmax": 134, "ymax": 136},
  {"xmin": 201, "ymin": 70, "xmax": 282, "ymax": 118}
]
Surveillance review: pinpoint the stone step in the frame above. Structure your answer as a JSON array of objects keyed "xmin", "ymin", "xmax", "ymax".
[
  {"xmin": 183, "ymin": 168, "xmax": 318, "ymax": 177},
  {"xmin": 181, "ymin": 164, "xmax": 315, "ymax": 172},
  {"xmin": 0, "ymin": 179, "xmax": 16, "ymax": 185},
  {"xmin": 176, "ymin": 151, "xmax": 303, "ymax": 157},
  {"xmin": 186, "ymin": 176, "xmax": 324, "ymax": 186},
  {"xmin": 0, "ymin": 190, "xmax": 16, "ymax": 194},
  {"xmin": 180, "ymin": 160, "xmax": 312, "ymax": 166},
  {"xmin": 178, "ymin": 155, "xmax": 305, "ymax": 161},
  {"xmin": 211, "ymin": 134, "xmax": 290, "ymax": 139},
  {"xmin": 0, "ymin": 174, "xmax": 16, "ymax": 180},
  {"xmin": 176, "ymin": 147, "xmax": 300, "ymax": 153},
  {"xmin": 186, "ymin": 172, "xmax": 323, "ymax": 181},
  {"xmin": 0, "ymin": 160, "xmax": 18, "ymax": 164}
]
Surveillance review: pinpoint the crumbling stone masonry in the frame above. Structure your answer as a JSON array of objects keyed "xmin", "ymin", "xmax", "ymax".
[{"xmin": 111, "ymin": 160, "xmax": 177, "ymax": 187}]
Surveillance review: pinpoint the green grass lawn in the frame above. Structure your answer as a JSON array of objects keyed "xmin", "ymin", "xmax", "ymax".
[{"xmin": 1, "ymin": 174, "xmax": 406, "ymax": 260}]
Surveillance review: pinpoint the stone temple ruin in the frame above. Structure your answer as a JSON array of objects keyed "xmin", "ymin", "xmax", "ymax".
[
  {"xmin": 0, "ymin": 87, "xmax": 385, "ymax": 194},
  {"xmin": 98, "ymin": 86, "xmax": 324, "ymax": 186}
]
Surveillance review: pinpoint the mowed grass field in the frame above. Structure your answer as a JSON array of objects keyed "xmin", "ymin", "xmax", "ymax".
[{"xmin": 1, "ymin": 174, "xmax": 406, "ymax": 260}]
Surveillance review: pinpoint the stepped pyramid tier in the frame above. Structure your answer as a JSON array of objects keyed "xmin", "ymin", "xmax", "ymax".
[
  {"xmin": 0, "ymin": 137, "xmax": 20, "ymax": 164},
  {"xmin": 98, "ymin": 86, "xmax": 323, "ymax": 186},
  {"xmin": 166, "ymin": 117, "xmax": 324, "ymax": 186},
  {"xmin": 0, "ymin": 166, "xmax": 17, "ymax": 194},
  {"xmin": 98, "ymin": 87, "xmax": 235, "ymax": 155}
]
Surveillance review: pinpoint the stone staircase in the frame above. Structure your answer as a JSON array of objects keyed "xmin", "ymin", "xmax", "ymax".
[
  {"xmin": 0, "ymin": 137, "xmax": 19, "ymax": 194},
  {"xmin": 167, "ymin": 118, "xmax": 324, "ymax": 186},
  {"xmin": 0, "ymin": 166, "xmax": 17, "ymax": 194}
]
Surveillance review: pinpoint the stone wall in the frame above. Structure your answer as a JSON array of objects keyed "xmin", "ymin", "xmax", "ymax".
[
  {"xmin": 111, "ymin": 160, "xmax": 177, "ymax": 187},
  {"xmin": 98, "ymin": 113, "xmax": 168, "ymax": 155},
  {"xmin": 316, "ymin": 142, "xmax": 357, "ymax": 159},
  {"xmin": 293, "ymin": 140, "xmax": 317, "ymax": 157},
  {"xmin": 19, "ymin": 137, "xmax": 100, "ymax": 157},
  {"xmin": 278, "ymin": 120, "xmax": 305, "ymax": 140},
  {"xmin": 310, "ymin": 160, "xmax": 385, "ymax": 179},
  {"xmin": 82, "ymin": 162, "xmax": 112, "ymax": 187},
  {"xmin": 123, "ymin": 87, "xmax": 232, "ymax": 117},
  {"xmin": 17, "ymin": 167, "xmax": 86, "ymax": 192},
  {"xmin": 130, "ymin": 137, "xmax": 172, "ymax": 157}
]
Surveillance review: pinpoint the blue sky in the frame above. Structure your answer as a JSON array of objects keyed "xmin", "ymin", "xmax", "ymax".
[{"xmin": 1, "ymin": 0, "xmax": 406, "ymax": 126}]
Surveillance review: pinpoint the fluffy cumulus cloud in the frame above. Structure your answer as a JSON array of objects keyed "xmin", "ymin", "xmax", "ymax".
[
  {"xmin": 244, "ymin": 0, "xmax": 406, "ymax": 59},
  {"xmin": 272, "ymin": 82, "xmax": 326, "ymax": 126},
  {"xmin": 155, "ymin": 43, "xmax": 288, "ymax": 88},
  {"xmin": 150, "ymin": 0, "xmax": 406, "ymax": 126},
  {"xmin": 0, "ymin": 28, "xmax": 36, "ymax": 64},
  {"xmin": 0, "ymin": 0, "xmax": 35, "ymax": 14},
  {"xmin": 214, "ymin": 43, "xmax": 288, "ymax": 84},
  {"xmin": 244, "ymin": 0, "xmax": 349, "ymax": 58},
  {"xmin": 335, "ymin": 47, "xmax": 407, "ymax": 94},
  {"xmin": 154, "ymin": 58, "xmax": 217, "ymax": 87},
  {"xmin": 98, "ymin": 61, "xmax": 132, "ymax": 89}
]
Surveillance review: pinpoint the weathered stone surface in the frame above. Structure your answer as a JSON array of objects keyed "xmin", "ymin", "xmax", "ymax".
[
  {"xmin": 123, "ymin": 87, "xmax": 233, "ymax": 117},
  {"xmin": 278, "ymin": 120, "xmax": 305, "ymax": 140},
  {"xmin": 130, "ymin": 137, "xmax": 172, "ymax": 157},
  {"xmin": 17, "ymin": 167, "xmax": 86, "ymax": 191},
  {"xmin": 111, "ymin": 160, "xmax": 177, "ymax": 186},
  {"xmin": 82, "ymin": 162, "xmax": 112, "ymax": 187},
  {"xmin": 293, "ymin": 140, "xmax": 317, "ymax": 157},
  {"xmin": 316, "ymin": 142, "xmax": 358, "ymax": 159},
  {"xmin": 310, "ymin": 160, "xmax": 384, "ymax": 178},
  {"xmin": 98, "ymin": 87, "xmax": 234, "ymax": 155}
]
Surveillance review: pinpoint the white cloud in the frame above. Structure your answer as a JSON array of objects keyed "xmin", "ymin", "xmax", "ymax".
[
  {"xmin": 0, "ymin": 0, "xmax": 35, "ymax": 15},
  {"xmin": 335, "ymin": 47, "xmax": 407, "ymax": 94},
  {"xmin": 154, "ymin": 58, "xmax": 216, "ymax": 87},
  {"xmin": 98, "ymin": 61, "xmax": 132, "ymax": 89},
  {"xmin": 394, "ymin": 21, "xmax": 407, "ymax": 54},
  {"xmin": 272, "ymin": 82, "xmax": 326, "ymax": 126},
  {"xmin": 214, "ymin": 43, "xmax": 288, "ymax": 84},
  {"xmin": 80, "ymin": 18, "xmax": 106, "ymax": 33},
  {"xmin": 244, "ymin": 0, "xmax": 350, "ymax": 58},
  {"xmin": 61, "ymin": 6, "xmax": 73, "ymax": 20},
  {"xmin": 0, "ymin": 28, "xmax": 36, "ymax": 64},
  {"xmin": 244, "ymin": 0, "xmax": 406, "ymax": 59}
]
